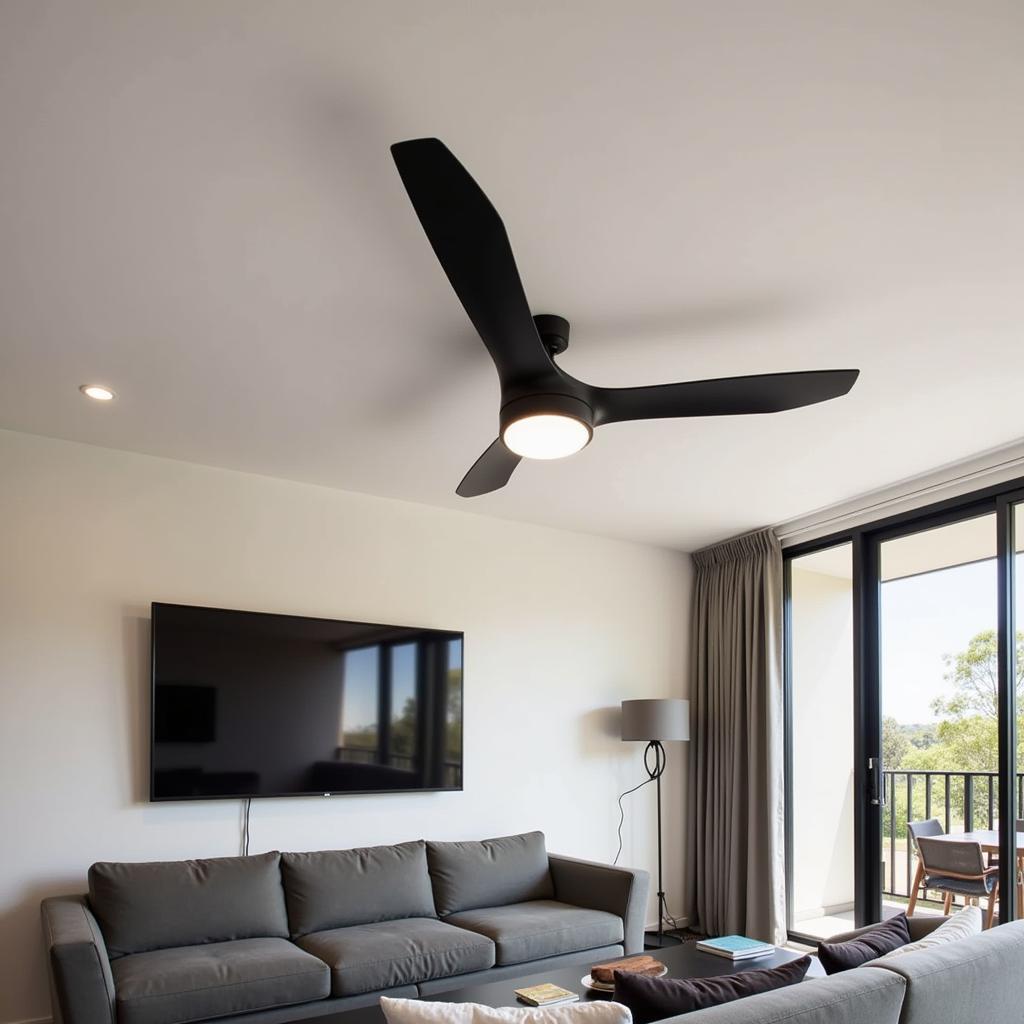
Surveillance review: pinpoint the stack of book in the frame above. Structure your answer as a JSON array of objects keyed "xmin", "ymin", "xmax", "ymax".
[
  {"xmin": 695, "ymin": 935, "xmax": 776, "ymax": 961},
  {"xmin": 514, "ymin": 983, "xmax": 579, "ymax": 1006}
]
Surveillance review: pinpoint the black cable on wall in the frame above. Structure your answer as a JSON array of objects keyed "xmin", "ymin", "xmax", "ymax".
[{"xmin": 241, "ymin": 797, "xmax": 252, "ymax": 856}]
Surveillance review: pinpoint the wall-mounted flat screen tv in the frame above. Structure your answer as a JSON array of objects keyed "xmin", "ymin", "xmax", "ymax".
[{"xmin": 150, "ymin": 602, "xmax": 463, "ymax": 801}]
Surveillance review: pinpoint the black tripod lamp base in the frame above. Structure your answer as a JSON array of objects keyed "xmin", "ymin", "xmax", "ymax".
[{"xmin": 643, "ymin": 930, "xmax": 683, "ymax": 950}]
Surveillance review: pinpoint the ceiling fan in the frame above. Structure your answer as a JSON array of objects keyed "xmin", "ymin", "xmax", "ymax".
[{"xmin": 390, "ymin": 138, "xmax": 859, "ymax": 498}]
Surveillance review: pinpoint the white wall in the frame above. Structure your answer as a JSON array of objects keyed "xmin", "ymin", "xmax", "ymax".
[
  {"xmin": 0, "ymin": 430, "xmax": 691, "ymax": 1024},
  {"xmin": 790, "ymin": 564, "xmax": 855, "ymax": 921}
]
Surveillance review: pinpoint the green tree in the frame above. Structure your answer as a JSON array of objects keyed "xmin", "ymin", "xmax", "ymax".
[
  {"xmin": 902, "ymin": 717, "xmax": 999, "ymax": 773},
  {"xmin": 446, "ymin": 666, "xmax": 462, "ymax": 758},
  {"xmin": 908, "ymin": 724, "xmax": 938, "ymax": 750},
  {"xmin": 932, "ymin": 629, "xmax": 1024, "ymax": 723},
  {"xmin": 883, "ymin": 716, "xmax": 910, "ymax": 770},
  {"xmin": 914, "ymin": 629, "xmax": 1024, "ymax": 773},
  {"xmin": 887, "ymin": 630, "xmax": 1024, "ymax": 838},
  {"xmin": 389, "ymin": 697, "xmax": 418, "ymax": 757}
]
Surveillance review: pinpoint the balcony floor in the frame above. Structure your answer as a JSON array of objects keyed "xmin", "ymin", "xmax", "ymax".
[{"xmin": 791, "ymin": 899, "xmax": 944, "ymax": 942}]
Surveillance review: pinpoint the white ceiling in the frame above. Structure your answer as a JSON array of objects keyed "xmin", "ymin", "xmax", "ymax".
[{"xmin": 2, "ymin": 2, "xmax": 1023, "ymax": 552}]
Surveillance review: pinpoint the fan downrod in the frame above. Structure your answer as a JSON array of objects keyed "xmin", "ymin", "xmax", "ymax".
[{"xmin": 533, "ymin": 314, "xmax": 570, "ymax": 356}]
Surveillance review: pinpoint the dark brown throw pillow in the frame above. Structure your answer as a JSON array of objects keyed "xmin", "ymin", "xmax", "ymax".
[
  {"xmin": 817, "ymin": 914, "xmax": 911, "ymax": 975},
  {"xmin": 613, "ymin": 955, "xmax": 812, "ymax": 1023}
]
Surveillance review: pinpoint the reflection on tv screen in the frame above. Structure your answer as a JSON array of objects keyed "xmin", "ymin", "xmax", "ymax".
[{"xmin": 151, "ymin": 603, "xmax": 463, "ymax": 800}]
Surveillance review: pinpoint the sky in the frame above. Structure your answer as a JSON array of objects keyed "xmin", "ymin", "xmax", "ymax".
[{"xmin": 881, "ymin": 559, "xmax": 996, "ymax": 724}]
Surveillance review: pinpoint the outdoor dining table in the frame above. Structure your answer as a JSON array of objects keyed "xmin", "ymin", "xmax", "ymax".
[{"xmin": 915, "ymin": 829, "xmax": 1024, "ymax": 918}]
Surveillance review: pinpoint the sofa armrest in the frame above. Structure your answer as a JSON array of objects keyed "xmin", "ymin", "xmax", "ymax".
[
  {"xmin": 41, "ymin": 896, "xmax": 116, "ymax": 1024},
  {"xmin": 548, "ymin": 854, "xmax": 650, "ymax": 954},
  {"xmin": 822, "ymin": 916, "xmax": 947, "ymax": 945}
]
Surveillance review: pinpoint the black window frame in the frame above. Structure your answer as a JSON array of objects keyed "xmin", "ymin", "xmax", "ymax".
[{"xmin": 784, "ymin": 473, "xmax": 1024, "ymax": 943}]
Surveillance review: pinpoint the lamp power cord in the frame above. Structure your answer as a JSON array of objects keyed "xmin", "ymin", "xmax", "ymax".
[
  {"xmin": 614, "ymin": 749, "xmax": 686, "ymax": 935},
  {"xmin": 613, "ymin": 775, "xmax": 655, "ymax": 866}
]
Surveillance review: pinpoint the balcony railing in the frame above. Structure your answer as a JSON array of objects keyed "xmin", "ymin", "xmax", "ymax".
[{"xmin": 882, "ymin": 769, "xmax": 1024, "ymax": 899}]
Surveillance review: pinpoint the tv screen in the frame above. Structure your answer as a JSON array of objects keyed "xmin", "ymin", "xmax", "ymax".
[{"xmin": 150, "ymin": 603, "xmax": 463, "ymax": 800}]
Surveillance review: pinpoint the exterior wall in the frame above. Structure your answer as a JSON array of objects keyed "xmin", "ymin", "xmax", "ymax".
[{"xmin": 790, "ymin": 563, "xmax": 856, "ymax": 922}]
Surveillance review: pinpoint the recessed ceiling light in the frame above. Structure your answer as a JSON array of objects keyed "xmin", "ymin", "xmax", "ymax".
[{"xmin": 79, "ymin": 384, "xmax": 116, "ymax": 402}]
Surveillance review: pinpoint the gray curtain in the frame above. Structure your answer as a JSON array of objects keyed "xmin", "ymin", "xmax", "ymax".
[{"xmin": 684, "ymin": 527, "xmax": 786, "ymax": 944}]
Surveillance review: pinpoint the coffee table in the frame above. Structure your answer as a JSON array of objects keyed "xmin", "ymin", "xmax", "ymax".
[{"xmin": 318, "ymin": 943, "xmax": 822, "ymax": 1024}]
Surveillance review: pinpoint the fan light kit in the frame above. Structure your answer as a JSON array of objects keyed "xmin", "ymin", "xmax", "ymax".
[
  {"xmin": 391, "ymin": 138, "xmax": 859, "ymax": 497},
  {"xmin": 79, "ymin": 384, "xmax": 116, "ymax": 401},
  {"xmin": 502, "ymin": 413, "xmax": 591, "ymax": 460}
]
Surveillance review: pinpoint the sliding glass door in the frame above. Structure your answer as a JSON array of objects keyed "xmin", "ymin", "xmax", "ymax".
[
  {"xmin": 1001, "ymin": 496, "xmax": 1024, "ymax": 919},
  {"xmin": 877, "ymin": 513, "xmax": 997, "ymax": 920},
  {"xmin": 785, "ymin": 482, "xmax": 1024, "ymax": 937}
]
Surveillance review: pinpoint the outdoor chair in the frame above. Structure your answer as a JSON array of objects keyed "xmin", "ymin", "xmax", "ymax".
[
  {"xmin": 908, "ymin": 817, "xmax": 944, "ymax": 847},
  {"xmin": 914, "ymin": 836, "xmax": 999, "ymax": 929},
  {"xmin": 906, "ymin": 818, "xmax": 945, "ymax": 915}
]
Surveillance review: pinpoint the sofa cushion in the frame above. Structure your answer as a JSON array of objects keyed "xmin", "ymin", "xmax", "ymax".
[
  {"xmin": 110, "ymin": 937, "xmax": 329, "ymax": 1024},
  {"xmin": 613, "ymin": 955, "xmax": 811, "ymax": 1024},
  {"xmin": 89, "ymin": 852, "xmax": 289, "ymax": 958},
  {"xmin": 647, "ymin": 967, "xmax": 907, "ymax": 1024},
  {"xmin": 824, "ymin": 915, "xmax": 947, "ymax": 946},
  {"xmin": 878, "ymin": 905, "xmax": 981, "ymax": 960},
  {"xmin": 416, "ymin": 946, "xmax": 626, "ymax": 995},
  {"xmin": 296, "ymin": 918, "xmax": 495, "ymax": 996},
  {"xmin": 380, "ymin": 997, "xmax": 631, "ymax": 1024},
  {"xmin": 817, "ymin": 913, "xmax": 911, "ymax": 974},
  {"xmin": 281, "ymin": 841, "xmax": 436, "ymax": 937},
  {"xmin": 426, "ymin": 832, "xmax": 554, "ymax": 916},
  {"xmin": 445, "ymin": 900, "xmax": 622, "ymax": 966}
]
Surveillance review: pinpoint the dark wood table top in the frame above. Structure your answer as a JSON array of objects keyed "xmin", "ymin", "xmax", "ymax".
[{"xmin": 314, "ymin": 942, "xmax": 822, "ymax": 1024}]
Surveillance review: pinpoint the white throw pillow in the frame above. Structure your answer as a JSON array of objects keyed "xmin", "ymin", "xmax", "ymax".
[
  {"xmin": 878, "ymin": 905, "xmax": 982, "ymax": 959},
  {"xmin": 380, "ymin": 997, "xmax": 632, "ymax": 1024}
]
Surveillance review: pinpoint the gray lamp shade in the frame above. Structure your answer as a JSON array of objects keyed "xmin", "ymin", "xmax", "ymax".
[{"xmin": 621, "ymin": 698, "xmax": 690, "ymax": 742}]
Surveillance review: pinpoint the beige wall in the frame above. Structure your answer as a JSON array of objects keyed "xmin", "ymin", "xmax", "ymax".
[
  {"xmin": 0, "ymin": 429, "xmax": 690, "ymax": 1024},
  {"xmin": 790, "ymin": 563, "xmax": 856, "ymax": 922}
]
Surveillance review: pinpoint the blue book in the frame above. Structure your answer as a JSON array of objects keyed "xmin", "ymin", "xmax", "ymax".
[{"xmin": 696, "ymin": 935, "xmax": 776, "ymax": 960}]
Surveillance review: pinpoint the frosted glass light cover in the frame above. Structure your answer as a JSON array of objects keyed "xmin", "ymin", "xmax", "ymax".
[{"xmin": 502, "ymin": 414, "xmax": 591, "ymax": 460}]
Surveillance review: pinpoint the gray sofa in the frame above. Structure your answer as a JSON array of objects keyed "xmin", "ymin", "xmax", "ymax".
[
  {"xmin": 673, "ymin": 915, "xmax": 1024, "ymax": 1023},
  {"xmin": 41, "ymin": 832, "xmax": 648, "ymax": 1024}
]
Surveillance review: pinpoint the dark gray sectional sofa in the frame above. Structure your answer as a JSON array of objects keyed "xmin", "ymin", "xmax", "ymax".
[{"xmin": 42, "ymin": 832, "xmax": 649, "ymax": 1024}]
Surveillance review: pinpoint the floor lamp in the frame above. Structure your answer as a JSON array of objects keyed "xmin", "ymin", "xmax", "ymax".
[{"xmin": 621, "ymin": 697, "xmax": 690, "ymax": 949}]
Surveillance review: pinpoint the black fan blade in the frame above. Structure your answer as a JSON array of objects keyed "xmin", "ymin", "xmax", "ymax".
[
  {"xmin": 391, "ymin": 138, "xmax": 554, "ymax": 386},
  {"xmin": 591, "ymin": 369, "xmax": 859, "ymax": 425},
  {"xmin": 456, "ymin": 439, "xmax": 522, "ymax": 497}
]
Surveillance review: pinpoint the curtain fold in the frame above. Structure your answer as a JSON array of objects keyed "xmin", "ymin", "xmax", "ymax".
[{"xmin": 684, "ymin": 527, "xmax": 786, "ymax": 944}]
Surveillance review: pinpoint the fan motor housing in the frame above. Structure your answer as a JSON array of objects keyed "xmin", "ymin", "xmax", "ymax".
[
  {"xmin": 533, "ymin": 313, "xmax": 570, "ymax": 355},
  {"xmin": 499, "ymin": 392, "xmax": 594, "ymax": 437}
]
